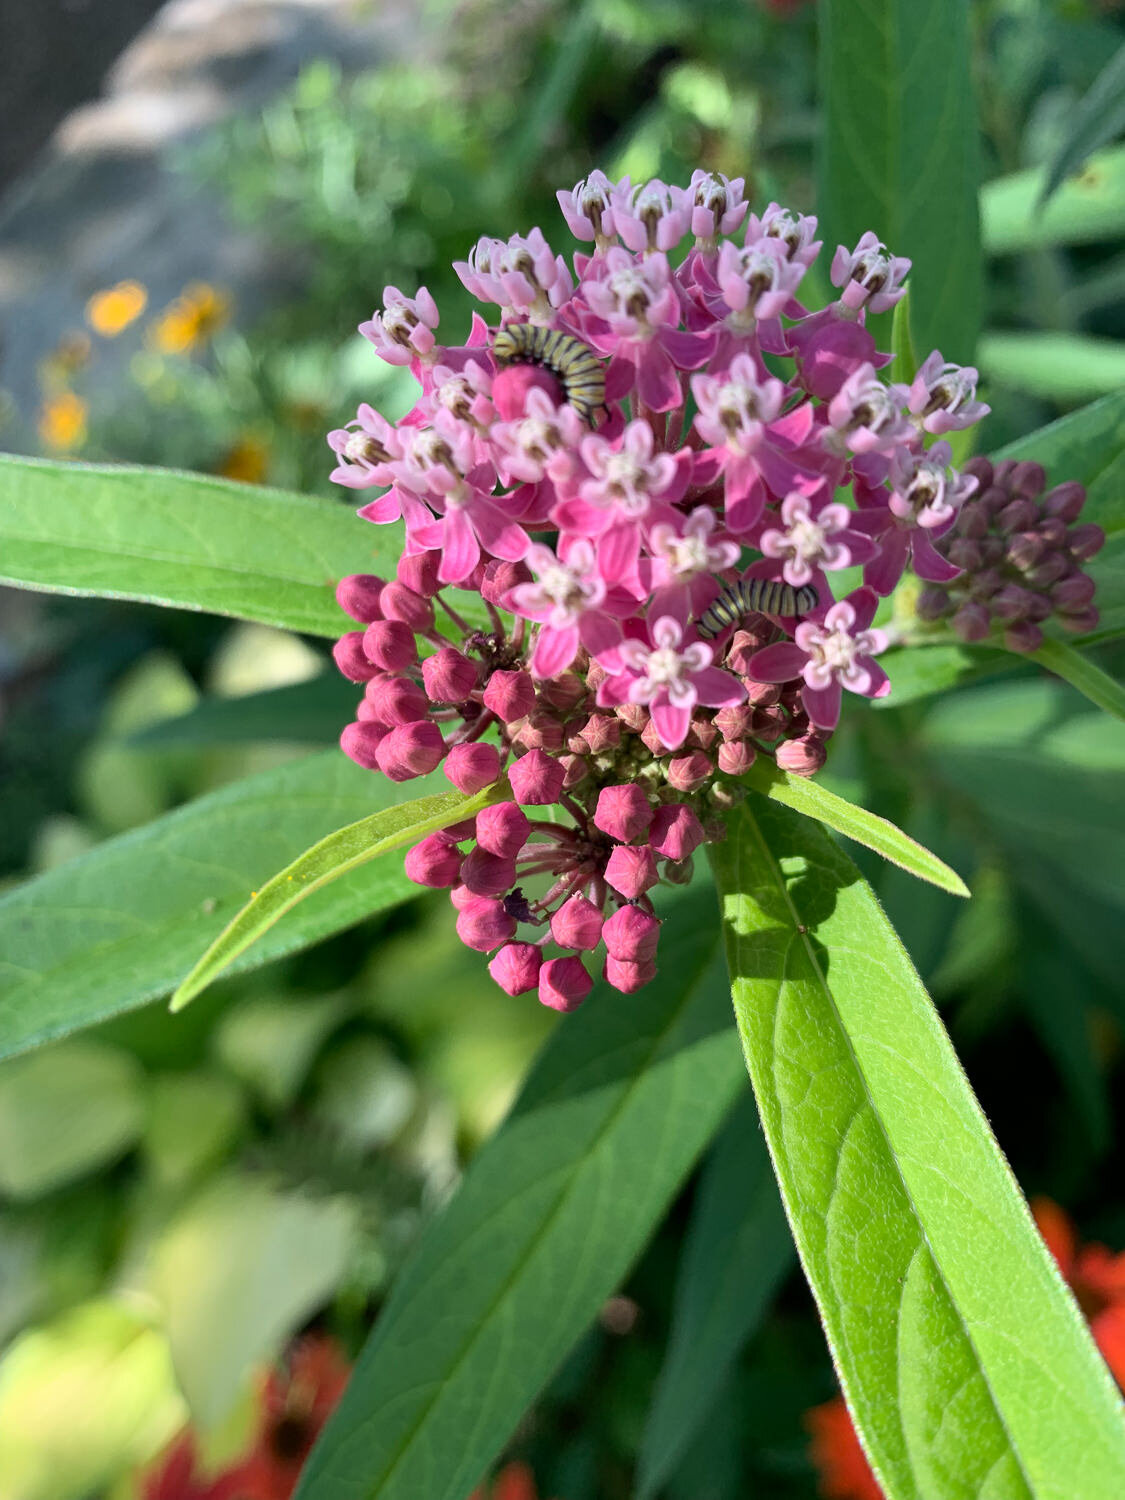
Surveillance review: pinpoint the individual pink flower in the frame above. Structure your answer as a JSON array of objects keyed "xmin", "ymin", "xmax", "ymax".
[
  {"xmin": 454, "ymin": 230, "xmax": 572, "ymax": 322},
  {"xmin": 907, "ymin": 351, "xmax": 990, "ymax": 434},
  {"xmin": 830, "ymin": 231, "xmax": 911, "ymax": 314},
  {"xmin": 745, "ymin": 202, "xmax": 822, "ymax": 267},
  {"xmin": 554, "ymin": 418, "xmax": 692, "ymax": 541},
  {"xmin": 557, "ymin": 170, "xmax": 627, "ymax": 251},
  {"xmin": 749, "ymin": 588, "xmax": 890, "ymax": 730},
  {"xmin": 646, "ymin": 507, "xmax": 741, "ymax": 618},
  {"xmin": 758, "ymin": 483, "xmax": 880, "ymax": 586},
  {"xmin": 687, "ymin": 170, "xmax": 749, "ymax": 245},
  {"xmin": 508, "ymin": 539, "xmax": 628, "ymax": 678},
  {"xmin": 489, "ymin": 387, "xmax": 587, "ymax": 486},
  {"xmin": 359, "ymin": 286, "xmax": 440, "ymax": 365},
  {"xmin": 707, "ymin": 237, "xmax": 807, "ymax": 330},
  {"xmin": 614, "ymin": 178, "xmax": 691, "ymax": 254},
  {"xmin": 851, "ymin": 443, "xmax": 975, "ymax": 594},
  {"xmin": 327, "ymin": 403, "xmax": 404, "ymax": 489},
  {"xmin": 596, "ymin": 615, "xmax": 745, "ymax": 750},
  {"xmin": 825, "ymin": 364, "xmax": 914, "ymax": 455}
]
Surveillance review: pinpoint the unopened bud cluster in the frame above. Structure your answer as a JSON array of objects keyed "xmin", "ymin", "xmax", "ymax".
[{"xmin": 917, "ymin": 457, "xmax": 1104, "ymax": 652}]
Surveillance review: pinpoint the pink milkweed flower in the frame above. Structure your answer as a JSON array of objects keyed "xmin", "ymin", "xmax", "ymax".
[
  {"xmin": 615, "ymin": 179, "xmax": 692, "ymax": 254},
  {"xmin": 830, "ymin": 231, "xmax": 911, "ymax": 315},
  {"xmin": 553, "ymin": 418, "xmax": 693, "ymax": 542},
  {"xmin": 327, "ymin": 403, "xmax": 404, "ymax": 489},
  {"xmin": 646, "ymin": 506, "xmax": 741, "ymax": 618},
  {"xmin": 430, "ymin": 359, "xmax": 496, "ymax": 450},
  {"xmin": 907, "ymin": 351, "xmax": 990, "ymax": 434},
  {"xmin": 596, "ymin": 615, "xmax": 746, "ymax": 751},
  {"xmin": 825, "ymin": 363, "xmax": 913, "ymax": 455},
  {"xmin": 359, "ymin": 286, "xmax": 440, "ymax": 365},
  {"xmin": 557, "ymin": 170, "xmax": 628, "ymax": 252},
  {"xmin": 748, "ymin": 587, "xmax": 890, "ymax": 730},
  {"xmin": 688, "ymin": 170, "xmax": 749, "ymax": 247},
  {"xmin": 758, "ymin": 483, "xmax": 880, "ymax": 587},
  {"xmin": 454, "ymin": 231, "xmax": 572, "ymax": 323},
  {"xmin": 746, "ymin": 203, "xmax": 822, "ymax": 267},
  {"xmin": 508, "ymin": 538, "xmax": 629, "ymax": 677},
  {"xmin": 489, "ymin": 387, "xmax": 588, "ymax": 486},
  {"xmin": 709, "ymin": 238, "xmax": 808, "ymax": 331},
  {"xmin": 851, "ymin": 442, "xmax": 976, "ymax": 594}
]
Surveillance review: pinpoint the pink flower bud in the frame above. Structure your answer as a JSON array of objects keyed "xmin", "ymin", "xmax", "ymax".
[
  {"xmin": 775, "ymin": 732, "xmax": 828, "ymax": 776},
  {"xmin": 489, "ymin": 942, "xmax": 543, "ymax": 996},
  {"xmin": 594, "ymin": 785, "xmax": 654, "ymax": 845},
  {"xmin": 509, "ymin": 748, "xmax": 566, "ymax": 805},
  {"xmin": 575, "ymin": 713, "xmax": 620, "ymax": 753},
  {"xmin": 713, "ymin": 705, "xmax": 756, "ymax": 740},
  {"xmin": 334, "ymin": 631, "xmax": 380, "ymax": 682},
  {"xmin": 604, "ymin": 955, "xmax": 657, "ymax": 994},
  {"xmin": 687, "ymin": 717, "xmax": 719, "ymax": 751},
  {"xmin": 1004, "ymin": 621, "xmax": 1044, "ymax": 654},
  {"xmin": 482, "ymin": 559, "xmax": 533, "ymax": 606},
  {"xmin": 456, "ymin": 896, "xmax": 517, "ymax": 952},
  {"xmin": 559, "ymin": 753, "xmax": 589, "ymax": 788},
  {"xmin": 363, "ymin": 620, "xmax": 417, "ymax": 672},
  {"xmin": 1058, "ymin": 606, "xmax": 1099, "ymax": 634},
  {"xmin": 422, "ymin": 646, "xmax": 478, "ymax": 703},
  {"xmin": 475, "ymin": 802, "xmax": 530, "ymax": 858},
  {"xmin": 1043, "ymin": 482, "xmax": 1086, "ymax": 523},
  {"xmin": 356, "ymin": 699, "xmax": 383, "ymax": 722},
  {"xmin": 1068, "ymin": 524, "xmax": 1105, "ymax": 562},
  {"xmin": 792, "ymin": 315, "xmax": 878, "ymax": 401},
  {"xmin": 603, "ymin": 905, "xmax": 661, "ymax": 962},
  {"xmin": 665, "ymin": 752, "xmax": 713, "ymax": 793},
  {"xmin": 604, "ymin": 845, "xmax": 659, "ymax": 899},
  {"xmin": 396, "ymin": 550, "xmax": 442, "ymax": 598},
  {"xmin": 336, "ymin": 574, "xmax": 386, "ymax": 623},
  {"xmin": 539, "ymin": 672, "xmax": 588, "ymax": 713},
  {"xmin": 615, "ymin": 703, "xmax": 649, "ymax": 733},
  {"xmin": 550, "ymin": 894, "xmax": 604, "ymax": 950},
  {"xmin": 365, "ymin": 674, "xmax": 428, "ymax": 726},
  {"xmin": 992, "ymin": 584, "xmax": 1035, "ymax": 621},
  {"xmin": 539, "ymin": 955, "xmax": 593, "ymax": 1012},
  {"xmin": 483, "ymin": 669, "xmax": 536, "ymax": 723},
  {"xmin": 1009, "ymin": 460, "xmax": 1046, "ymax": 498},
  {"xmin": 951, "ymin": 602, "xmax": 991, "ymax": 643},
  {"xmin": 340, "ymin": 720, "xmax": 386, "ymax": 769},
  {"xmin": 492, "ymin": 363, "xmax": 565, "ymax": 420},
  {"xmin": 650, "ymin": 804, "xmax": 705, "ymax": 861},
  {"xmin": 460, "ymin": 846, "xmax": 518, "ymax": 897},
  {"xmin": 379, "ymin": 581, "xmax": 434, "ymax": 631},
  {"xmin": 515, "ymin": 709, "xmax": 566, "ymax": 751},
  {"xmin": 641, "ymin": 717, "xmax": 671, "ymax": 756},
  {"xmin": 717, "ymin": 739, "xmax": 757, "ymax": 776},
  {"xmin": 443, "ymin": 741, "xmax": 502, "ymax": 794},
  {"xmin": 404, "ymin": 833, "xmax": 463, "ymax": 887},
  {"xmin": 1051, "ymin": 573, "xmax": 1097, "ymax": 611},
  {"xmin": 450, "ymin": 880, "xmax": 478, "ymax": 910},
  {"xmin": 375, "ymin": 720, "xmax": 446, "ymax": 781}
]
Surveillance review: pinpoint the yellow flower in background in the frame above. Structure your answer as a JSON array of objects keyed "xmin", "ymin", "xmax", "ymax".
[
  {"xmin": 217, "ymin": 435, "xmax": 270, "ymax": 484},
  {"xmin": 86, "ymin": 281, "xmax": 148, "ymax": 338},
  {"xmin": 38, "ymin": 391, "xmax": 88, "ymax": 451},
  {"xmin": 149, "ymin": 283, "xmax": 231, "ymax": 355}
]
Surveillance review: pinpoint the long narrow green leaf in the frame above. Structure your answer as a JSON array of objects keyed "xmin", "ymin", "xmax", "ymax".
[
  {"xmin": 636, "ymin": 1090, "xmax": 794, "ymax": 1498},
  {"xmin": 982, "ymin": 146, "xmax": 1125, "ymax": 255},
  {"xmin": 128, "ymin": 676, "xmax": 356, "ymax": 747},
  {"xmin": 0, "ymin": 754, "xmax": 431, "ymax": 1062},
  {"xmin": 0, "ymin": 455, "xmax": 376, "ymax": 637},
  {"xmin": 710, "ymin": 798, "xmax": 1125, "ymax": 1500},
  {"xmin": 979, "ymin": 332, "xmax": 1125, "ymax": 403},
  {"xmin": 818, "ymin": 0, "xmax": 981, "ymax": 362},
  {"xmin": 737, "ymin": 761, "xmax": 970, "ymax": 896},
  {"xmin": 295, "ymin": 884, "xmax": 743, "ymax": 1500},
  {"xmin": 994, "ymin": 389, "xmax": 1125, "ymax": 532},
  {"xmin": 1030, "ymin": 638, "xmax": 1125, "ymax": 722},
  {"xmin": 172, "ymin": 781, "xmax": 508, "ymax": 1010},
  {"xmin": 1039, "ymin": 43, "xmax": 1125, "ymax": 208}
]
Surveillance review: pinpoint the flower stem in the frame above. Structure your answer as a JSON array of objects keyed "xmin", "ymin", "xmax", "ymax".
[{"xmin": 1030, "ymin": 637, "xmax": 1125, "ymax": 722}]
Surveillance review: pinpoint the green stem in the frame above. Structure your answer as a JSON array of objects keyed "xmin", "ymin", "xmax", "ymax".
[{"xmin": 1030, "ymin": 637, "xmax": 1125, "ymax": 721}]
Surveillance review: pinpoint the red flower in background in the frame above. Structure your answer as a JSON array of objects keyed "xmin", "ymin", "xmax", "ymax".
[
  {"xmin": 469, "ymin": 1461, "xmax": 556, "ymax": 1500},
  {"xmin": 804, "ymin": 1397, "xmax": 882, "ymax": 1500},
  {"xmin": 141, "ymin": 1435, "xmax": 250, "ymax": 1500}
]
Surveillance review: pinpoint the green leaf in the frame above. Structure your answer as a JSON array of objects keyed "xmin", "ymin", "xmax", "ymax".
[
  {"xmin": 709, "ymin": 796, "xmax": 1125, "ymax": 1500},
  {"xmin": 983, "ymin": 146, "xmax": 1125, "ymax": 255},
  {"xmin": 737, "ymin": 760, "xmax": 970, "ymax": 896},
  {"xmin": 818, "ymin": 0, "xmax": 981, "ymax": 361},
  {"xmin": 128, "ymin": 675, "xmax": 356, "ymax": 747},
  {"xmin": 1039, "ymin": 42, "xmax": 1125, "ymax": 208},
  {"xmin": 171, "ymin": 779, "xmax": 507, "ymax": 1011},
  {"xmin": 978, "ymin": 332, "xmax": 1125, "ymax": 403},
  {"xmin": 295, "ymin": 885, "xmax": 743, "ymax": 1500},
  {"xmin": 0, "ymin": 753, "xmax": 436, "ymax": 1063},
  {"xmin": 1030, "ymin": 638, "xmax": 1125, "ymax": 721},
  {"xmin": 993, "ymin": 389, "xmax": 1125, "ymax": 533},
  {"xmin": 873, "ymin": 642, "xmax": 1014, "ymax": 708},
  {"xmin": 890, "ymin": 287, "xmax": 919, "ymax": 385},
  {"xmin": 636, "ymin": 1090, "xmax": 794, "ymax": 1499},
  {"xmin": 0, "ymin": 455, "xmax": 375, "ymax": 637}
]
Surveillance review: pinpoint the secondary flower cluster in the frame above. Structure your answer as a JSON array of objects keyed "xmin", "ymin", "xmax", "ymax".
[{"xmin": 329, "ymin": 169, "xmax": 993, "ymax": 1008}]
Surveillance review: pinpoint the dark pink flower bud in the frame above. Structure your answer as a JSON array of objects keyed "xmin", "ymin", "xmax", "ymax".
[
  {"xmin": 947, "ymin": 538, "xmax": 984, "ymax": 571},
  {"xmin": 481, "ymin": 559, "xmax": 533, "ymax": 606},
  {"xmin": 340, "ymin": 720, "xmax": 386, "ymax": 768},
  {"xmin": 603, "ymin": 905, "xmax": 661, "ymax": 962},
  {"xmin": 356, "ymin": 698, "xmax": 382, "ymax": 722},
  {"xmin": 443, "ymin": 741, "xmax": 502, "ymax": 794},
  {"xmin": 727, "ymin": 633, "xmax": 775, "ymax": 677},
  {"xmin": 515, "ymin": 709, "xmax": 566, "ymax": 751},
  {"xmin": 460, "ymin": 846, "xmax": 518, "ymax": 897},
  {"xmin": 687, "ymin": 717, "xmax": 720, "ymax": 751},
  {"xmin": 916, "ymin": 587, "xmax": 953, "ymax": 621},
  {"xmin": 334, "ymin": 631, "xmax": 380, "ymax": 682},
  {"xmin": 997, "ymin": 498, "xmax": 1038, "ymax": 534},
  {"xmin": 665, "ymin": 752, "xmax": 713, "ymax": 793},
  {"xmin": 539, "ymin": 672, "xmax": 587, "ymax": 713},
  {"xmin": 492, "ymin": 363, "xmax": 565, "ymax": 420},
  {"xmin": 422, "ymin": 646, "xmax": 478, "ymax": 703},
  {"xmin": 1004, "ymin": 621, "xmax": 1044, "ymax": 654},
  {"xmin": 1026, "ymin": 592, "xmax": 1053, "ymax": 623},
  {"xmin": 379, "ymin": 581, "xmax": 434, "ymax": 631},
  {"xmin": 404, "ymin": 833, "xmax": 463, "ymax": 887},
  {"xmin": 717, "ymin": 740, "xmax": 757, "ymax": 776},
  {"xmin": 396, "ymin": 550, "xmax": 442, "ymax": 598},
  {"xmin": 475, "ymin": 802, "xmax": 530, "ymax": 858},
  {"xmin": 483, "ymin": 669, "xmax": 536, "ymax": 723},
  {"xmin": 539, "ymin": 955, "xmax": 593, "ymax": 1012},
  {"xmin": 336, "ymin": 574, "xmax": 385, "ymax": 623},
  {"xmin": 463, "ymin": 561, "xmax": 488, "ymax": 592},
  {"xmin": 559, "ymin": 753, "xmax": 589, "ymax": 788},
  {"xmin": 1069, "ymin": 524, "xmax": 1106, "ymax": 562},
  {"xmin": 445, "ymin": 818, "xmax": 478, "ymax": 841},
  {"xmin": 979, "ymin": 484, "xmax": 1011, "ymax": 516},
  {"xmin": 375, "ymin": 720, "xmax": 446, "ymax": 781},
  {"xmin": 1043, "ymin": 482, "xmax": 1086, "ymax": 523},
  {"xmin": 604, "ymin": 955, "xmax": 657, "ymax": 994},
  {"xmin": 951, "ymin": 601, "xmax": 992, "ymax": 642},
  {"xmin": 1039, "ymin": 517, "xmax": 1069, "ymax": 548},
  {"xmin": 594, "ymin": 784, "xmax": 654, "ymax": 844},
  {"xmin": 962, "ymin": 456, "xmax": 994, "ymax": 490},
  {"xmin": 776, "ymin": 732, "xmax": 828, "ymax": 776},
  {"xmin": 713, "ymin": 705, "xmax": 756, "ymax": 740},
  {"xmin": 604, "ymin": 845, "xmax": 659, "ymax": 899},
  {"xmin": 1004, "ymin": 533, "xmax": 1043, "ymax": 572},
  {"xmin": 650, "ymin": 804, "xmax": 705, "ymax": 861},
  {"xmin": 1026, "ymin": 552, "xmax": 1070, "ymax": 588},
  {"xmin": 550, "ymin": 893, "xmax": 604, "ymax": 950},
  {"xmin": 363, "ymin": 620, "xmax": 417, "ymax": 672},
  {"xmin": 967, "ymin": 567, "xmax": 1003, "ymax": 600},
  {"xmin": 793, "ymin": 315, "xmax": 878, "ymax": 400},
  {"xmin": 489, "ymin": 942, "xmax": 543, "ymax": 996},
  {"xmin": 641, "ymin": 718, "xmax": 672, "ymax": 756},
  {"xmin": 956, "ymin": 502, "xmax": 990, "ymax": 540},
  {"xmin": 509, "ymin": 748, "xmax": 566, "ymax": 805},
  {"xmin": 456, "ymin": 896, "xmax": 517, "ymax": 952},
  {"xmin": 1009, "ymin": 460, "xmax": 1046, "ymax": 498},
  {"xmin": 365, "ymin": 674, "xmax": 428, "ymax": 726},
  {"xmin": 1058, "ymin": 606, "xmax": 1099, "ymax": 634},
  {"xmin": 615, "ymin": 703, "xmax": 649, "ymax": 733},
  {"xmin": 1051, "ymin": 573, "xmax": 1097, "ymax": 611},
  {"xmin": 663, "ymin": 856, "xmax": 695, "ymax": 885},
  {"xmin": 992, "ymin": 584, "xmax": 1035, "ymax": 621},
  {"xmin": 575, "ymin": 713, "xmax": 620, "ymax": 753}
]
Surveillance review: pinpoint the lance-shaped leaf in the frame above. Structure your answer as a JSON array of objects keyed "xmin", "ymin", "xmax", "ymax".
[
  {"xmin": 0, "ymin": 754, "xmax": 438, "ymax": 1062},
  {"xmin": 172, "ymin": 780, "xmax": 509, "ymax": 1010},
  {"xmin": 1029, "ymin": 639, "xmax": 1125, "ymax": 723},
  {"xmin": 982, "ymin": 146, "xmax": 1125, "ymax": 255},
  {"xmin": 637, "ymin": 1089, "xmax": 795, "ymax": 1499},
  {"xmin": 709, "ymin": 796, "xmax": 1125, "ymax": 1500},
  {"xmin": 1039, "ymin": 41, "xmax": 1125, "ymax": 208},
  {"xmin": 737, "ymin": 761, "xmax": 969, "ymax": 896},
  {"xmin": 127, "ymin": 675, "xmax": 357, "ymax": 747},
  {"xmin": 295, "ymin": 884, "xmax": 743, "ymax": 1500},
  {"xmin": 0, "ymin": 455, "xmax": 377, "ymax": 637}
]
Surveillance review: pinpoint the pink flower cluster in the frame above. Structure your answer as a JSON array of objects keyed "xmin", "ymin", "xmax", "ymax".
[{"xmin": 328, "ymin": 169, "xmax": 991, "ymax": 1008}]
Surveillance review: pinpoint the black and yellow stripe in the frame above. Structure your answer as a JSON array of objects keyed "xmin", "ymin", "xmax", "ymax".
[
  {"xmin": 696, "ymin": 577, "xmax": 819, "ymax": 639},
  {"xmin": 491, "ymin": 324, "xmax": 606, "ymax": 424}
]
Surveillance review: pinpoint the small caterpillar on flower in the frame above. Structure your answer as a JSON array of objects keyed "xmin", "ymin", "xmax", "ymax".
[
  {"xmin": 491, "ymin": 324, "xmax": 606, "ymax": 423},
  {"xmin": 696, "ymin": 578, "xmax": 819, "ymax": 639}
]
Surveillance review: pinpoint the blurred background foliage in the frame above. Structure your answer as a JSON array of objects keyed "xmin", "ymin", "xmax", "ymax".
[{"xmin": 1, "ymin": 0, "xmax": 1124, "ymax": 1496}]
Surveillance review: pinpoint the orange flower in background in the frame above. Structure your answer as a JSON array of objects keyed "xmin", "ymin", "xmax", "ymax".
[
  {"xmin": 468, "ymin": 1461, "xmax": 556, "ymax": 1500},
  {"xmin": 38, "ymin": 390, "xmax": 88, "ymax": 451},
  {"xmin": 805, "ymin": 1397, "xmax": 882, "ymax": 1500},
  {"xmin": 235, "ymin": 1333, "xmax": 351, "ymax": 1500},
  {"xmin": 87, "ymin": 279, "xmax": 148, "ymax": 337},
  {"xmin": 217, "ymin": 435, "xmax": 271, "ymax": 485},
  {"xmin": 1033, "ymin": 1196, "xmax": 1125, "ymax": 1388},
  {"xmin": 141, "ymin": 1434, "xmax": 247, "ymax": 1500},
  {"xmin": 150, "ymin": 283, "xmax": 231, "ymax": 355}
]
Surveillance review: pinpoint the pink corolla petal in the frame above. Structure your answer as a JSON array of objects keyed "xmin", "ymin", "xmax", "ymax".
[
  {"xmin": 357, "ymin": 492, "xmax": 404, "ymax": 522},
  {"xmin": 552, "ymin": 496, "xmax": 613, "ymax": 535},
  {"xmin": 578, "ymin": 612, "xmax": 623, "ymax": 658},
  {"xmin": 604, "ymin": 353, "xmax": 635, "ymax": 402},
  {"xmin": 911, "ymin": 528, "xmax": 963, "ymax": 583},
  {"xmin": 660, "ymin": 328, "xmax": 718, "ymax": 369},
  {"xmin": 725, "ymin": 477, "xmax": 767, "ymax": 534},
  {"xmin": 635, "ymin": 344, "xmax": 686, "ymax": 412},
  {"xmin": 691, "ymin": 666, "xmax": 747, "ymax": 708},
  {"xmin": 802, "ymin": 680, "xmax": 843, "ymax": 731},
  {"xmin": 651, "ymin": 700, "xmax": 693, "ymax": 750},
  {"xmin": 531, "ymin": 623, "xmax": 580, "ymax": 678},
  {"xmin": 862, "ymin": 659, "xmax": 891, "ymax": 699},
  {"xmin": 847, "ymin": 585, "xmax": 880, "ymax": 632},
  {"xmin": 748, "ymin": 642, "xmax": 809, "ymax": 682},
  {"xmin": 864, "ymin": 528, "xmax": 910, "ymax": 595},
  {"xmin": 473, "ymin": 501, "xmax": 530, "ymax": 561},
  {"xmin": 438, "ymin": 508, "xmax": 481, "ymax": 583},
  {"xmin": 598, "ymin": 523, "xmax": 642, "ymax": 587}
]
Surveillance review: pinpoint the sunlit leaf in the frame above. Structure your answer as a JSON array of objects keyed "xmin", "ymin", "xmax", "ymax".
[
  {"xmin": 983, "ymin": 145, "xmax": 1125, "ymax": 255},
  {"xmin": 979, "ymin": 332, "xmax": 1125, "ymax": 403},
  {"xmin": 1039, "ymin": 42, "xmax": 1125, "ymax": 208}
]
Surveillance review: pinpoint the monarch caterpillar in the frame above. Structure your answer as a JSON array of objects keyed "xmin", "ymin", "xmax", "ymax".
[
  {"xmin": 696, "ymin": 577, "xmax": 819, "ymax": 639},
  {"xmin": 491, "ymin": 324, "xmax": 606, "ymax": 423}
]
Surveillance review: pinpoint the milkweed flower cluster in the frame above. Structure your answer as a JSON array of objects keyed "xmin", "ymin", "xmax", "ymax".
[{"xmin": 328, "ymin": 169, "xmax": 993, "ymax": 1009}]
